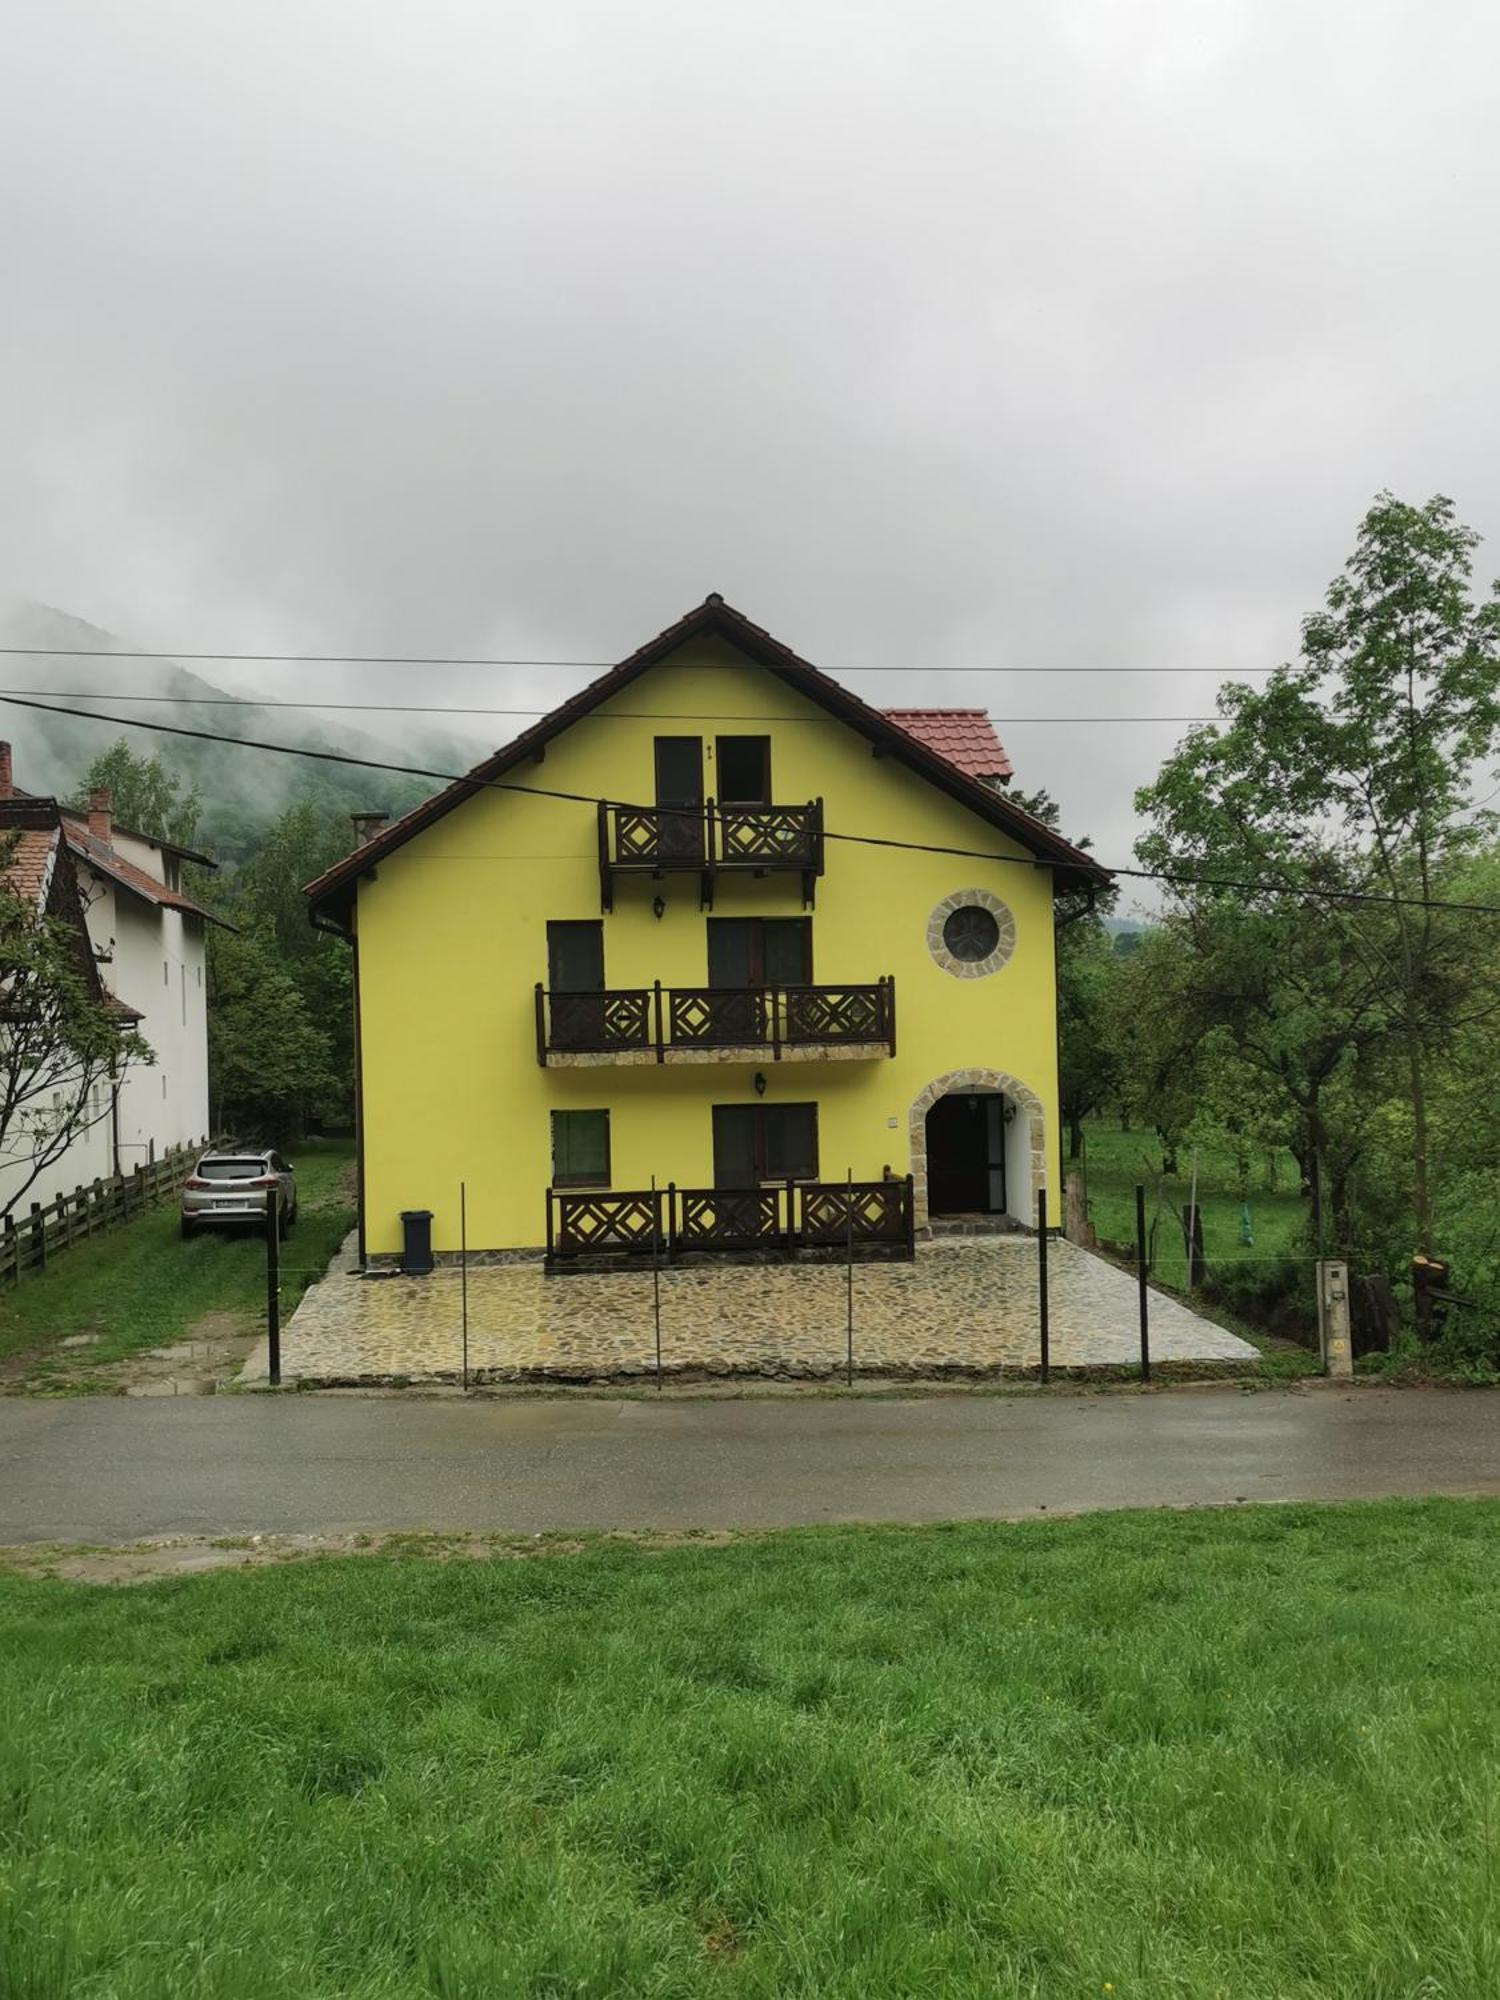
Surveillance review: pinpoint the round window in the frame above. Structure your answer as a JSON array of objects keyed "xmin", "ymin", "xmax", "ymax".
[{"xmin": 942, "ymin": 905, "xmax": 1001, "ymax": 963}]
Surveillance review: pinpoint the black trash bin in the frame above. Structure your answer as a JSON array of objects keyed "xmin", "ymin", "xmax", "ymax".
[{"xmin": 399, "ymin": 1209, "xmax": 434, "ymax": 1275}]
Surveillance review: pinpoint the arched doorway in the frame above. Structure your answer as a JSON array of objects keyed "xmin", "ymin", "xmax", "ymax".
[
  {"xmin": 925, "ymin": 1091, "xmax": 1008, "ymax": 1216},
  {"xmin": 909, "ymin": 1069, "xmax": 1045, "ymax": 1228}
]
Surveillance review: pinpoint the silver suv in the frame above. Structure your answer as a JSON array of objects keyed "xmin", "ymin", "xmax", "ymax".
[{"xmin": 181, "ymin": 1149, "xmax": 298, "ymax": 1238}]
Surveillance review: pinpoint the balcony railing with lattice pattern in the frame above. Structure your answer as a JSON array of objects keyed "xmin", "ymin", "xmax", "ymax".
[
  {"xmin": 546, "ymin": 1176, "xmax": 915, "ymax": 1264},
  {"xmin": 536, "ymin": 978, "xmax": 895, "ymax": 1064},
  {"xmin": 597, "ymin": 799, "xmax": 824, "ymax": 910}
]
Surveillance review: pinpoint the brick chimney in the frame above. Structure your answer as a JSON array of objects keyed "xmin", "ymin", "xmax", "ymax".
[
  {"xmin": 0, "ymin": 742, "xmax": 12, "ymax": 799},
  {"xmin": 88, "ymin": 788, "xmax": 112, "ymax": 842},
  {"xmin": 351, "ymin": 810, "xmax": 389, "ymax": 849}
]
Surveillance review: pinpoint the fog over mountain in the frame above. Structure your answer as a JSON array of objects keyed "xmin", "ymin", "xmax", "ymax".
[
  {"xmin": 5, "ymin": 1, "xmax": 1499, "ymax": 901},
  {"xmin": 0, "ymin": 600, "xmax": 454, "ymax": 859}
]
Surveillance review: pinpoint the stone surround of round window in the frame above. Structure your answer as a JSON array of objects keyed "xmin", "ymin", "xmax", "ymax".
[{"xmin": 926, "ymin": 888, "xmax": 1016, "ymax": 979}]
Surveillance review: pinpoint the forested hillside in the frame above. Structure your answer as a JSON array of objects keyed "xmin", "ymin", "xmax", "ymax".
[{"xmin": 0, "ymin": 600, "xmax": 453, "ymax": 863}]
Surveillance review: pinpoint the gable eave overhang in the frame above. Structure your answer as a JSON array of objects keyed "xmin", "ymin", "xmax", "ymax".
[
  {"xmin": 64, "ymin": 832, "xmax": 233, "ymax": 929},
  {"xmin": 303, "ymin": 595, "xmax": 1111, "ymax": 917}
]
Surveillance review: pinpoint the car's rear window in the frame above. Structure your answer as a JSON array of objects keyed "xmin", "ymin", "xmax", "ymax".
[{"xmin": 197, "ymin": 1159, "xmax": 268, "ymax": 1181}]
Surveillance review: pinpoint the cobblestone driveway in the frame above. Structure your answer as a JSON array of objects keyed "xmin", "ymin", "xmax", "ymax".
[{"xmin": 243, "ymin": 1234, "xmax": 1257, "ymax": 1385}]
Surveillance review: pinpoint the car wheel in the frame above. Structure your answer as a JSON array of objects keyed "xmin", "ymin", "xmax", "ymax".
[{"xmin": 180, "ymin": 1216, "xmax": 196, "ymax": 1240}]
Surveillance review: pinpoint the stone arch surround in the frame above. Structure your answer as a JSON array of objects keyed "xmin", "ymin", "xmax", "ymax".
[{"xmin": 908, "ymin": 1068, "xmax": 1046, "ymax": 1228}]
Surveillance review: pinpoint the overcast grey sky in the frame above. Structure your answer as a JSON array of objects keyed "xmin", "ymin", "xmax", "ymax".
[{"xmin": 4, "ymin": 0, "xmax": 1498, "ymax": 894}]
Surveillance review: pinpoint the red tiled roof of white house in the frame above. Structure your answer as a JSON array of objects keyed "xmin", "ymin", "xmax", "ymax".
[
  {"xmin": 0, "ymin": 796, "xmax": 107, "ymax": 1005},
  {"xmin": 879, "ymin": 710, "xmax": 1013, "ymax": 785},
  {"xmin": 0, "ymin": 742, "xmax": 228, "ymax": 928},
  {"xmin": 0, "ymin": 824, "xmax": 61, "ymax": 908}
]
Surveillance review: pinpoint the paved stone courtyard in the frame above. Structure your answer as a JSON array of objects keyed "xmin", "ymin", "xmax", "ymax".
[{"xmin": 242, "ymin": 1232, "xmax": 1257, "ymax": 1385}]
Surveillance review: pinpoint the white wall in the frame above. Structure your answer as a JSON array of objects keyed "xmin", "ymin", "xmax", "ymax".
[
  {"xmin": 0, "ymin": 836, "xmax": 210, "ymax": 1218},
  {"xmin": 107, "ymin": 889, "xmax": 209, "ymax": 1176}
]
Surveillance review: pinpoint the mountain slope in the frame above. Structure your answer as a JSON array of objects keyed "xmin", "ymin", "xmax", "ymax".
[{"xmin": 0, "ymin": 602, "xmax": 469, "ymax": 862}]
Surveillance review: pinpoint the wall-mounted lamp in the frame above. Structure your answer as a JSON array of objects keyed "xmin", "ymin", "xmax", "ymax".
[
  {"xmin": 753, "ymin": 1071, "xmax": 767, "ymax": 1097},
  {"xmin": 652, "ymin": 895, "xmax": 666, "ymax": 920}
]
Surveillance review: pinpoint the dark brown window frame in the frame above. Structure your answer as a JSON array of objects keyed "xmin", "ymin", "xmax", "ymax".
[
  {"xmin": 706, "ymin": 916, "xmax": 814, "ymax": 988},
  {"xmin": 550, "ymin": 1107, "xmax": 612, "ymax": 1189},
  {"xmin": 714, "ymin": 734, "xmax": 772, "ymax": 805},
  {"xmin": 712, "ymin": 1101, "xmax": 820, "ymax": 1187}
]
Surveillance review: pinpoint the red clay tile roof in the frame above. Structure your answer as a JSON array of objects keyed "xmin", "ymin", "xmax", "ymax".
[
  {"xmin": 63, "ymin": 826, "xmax": 228, "ymax": 928},
  {"xmin": 57, "ymin": 804, "xmax": 216, "ymax": 871},
  {"xmin": 1, "ymin": 827, "xmax": 60, "ymax": 907},
  {"xmin": 879, "ymin": 710, "xmax": 1013, "ymax": 783}
]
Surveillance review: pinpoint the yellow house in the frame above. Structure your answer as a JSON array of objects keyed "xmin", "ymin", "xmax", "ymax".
[{"xmin": 305, "ymin": 597, "xmax": 1108, "ymax": 1264}]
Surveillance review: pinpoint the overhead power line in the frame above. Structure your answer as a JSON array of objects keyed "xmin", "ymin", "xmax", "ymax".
[
  {"xmin": 0, "ymin": 644, "xmax": 1281, "ymax": 675},
  {"xmin": 2, "ymin": 688, "xmax": 1496, "ymax": 917},
  {"xmin": 0, "ymin": 689, "xmax": 1232, "ymax": 725}
]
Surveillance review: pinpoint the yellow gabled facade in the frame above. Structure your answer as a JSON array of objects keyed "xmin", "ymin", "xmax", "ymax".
[{"xmin": 308, "ymin": 601, "xmax": 1106, "ymax": 1259}]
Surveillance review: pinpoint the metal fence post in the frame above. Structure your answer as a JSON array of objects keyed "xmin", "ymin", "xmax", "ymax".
[
  {"xmin": 651, "ymin": 1174, "xmax": 663, "ymax": 1390},
  {"xmin": 266, "ymin": 1184, "xmax": 281, "ymax": 1387},
  {"xmin": 1037, "ymin": 1186, "xmax": 1050, "ymax": 1384},
  {"xmin": 460, "ymin": 1180, "xmax": 469, "ymax": 1392},
  {"xmin": 1135, "ymin": 1183, "xmax": 1151, "ymax": 1383},
  {"xmin": 845, "ymin": 1168, "xmax": 854, "ymax": 1387}
]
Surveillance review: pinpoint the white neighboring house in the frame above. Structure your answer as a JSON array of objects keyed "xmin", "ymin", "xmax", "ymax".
[{"xmin": 0, "ymin": 743, "xmax": 219, "ymax": 1211}]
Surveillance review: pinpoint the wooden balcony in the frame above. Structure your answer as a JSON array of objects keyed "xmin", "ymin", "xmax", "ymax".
[
  {"xmin": 535, "ymin": 978, "xmax": 896, "ymax": 1066},
  {"xmin": 546, "ymin": 1176, "xmax": 916, "ymax": 1264},
  {"xmin": 597, "ymin": 798, "xmax": 824, "ymax": 910}
]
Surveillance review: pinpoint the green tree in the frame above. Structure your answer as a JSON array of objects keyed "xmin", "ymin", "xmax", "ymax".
[
  {"xmin": 1008, "ymin": 786, "xmax": 1121, "ymax": 1155},
  {"xmin": 218, "ymin": 801, "xmax": 356, "ymax": 1123},
  {"xmin": 71, "ymin": 741, "xmax": 202, "ymax": 847},
  {"xmin": 207, "ymin": 924, "xmax": 336, "ymax": 1139},
  {"xmin": 1137, "ymin": 493, "xmax": 1500, "ymax": 1254},
  {"xmin": 0, "ymin": 838, "xmax": 151, "ymax": 1214}
]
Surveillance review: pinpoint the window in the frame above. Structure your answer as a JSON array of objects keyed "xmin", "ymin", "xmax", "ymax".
[
  {"xmin": 546, "ymin": 921, "xmax": 604, "ymax": 992},
  {"xmin": 712, "ymin": 1104, "xmax": 818, "ymax": 1188},
  {"xmin": 551, "ymin": 1109, "xmax": 610, "ymax": 1188},
  {"xmin": 163, "ymin": 855, "xmax": 182, "ymax": 892},
  {"xmin": 707, "ymin": 918, "xmax": 812, "ymax": 988},
  {"xmin": 943, "ymin": 905, "xmax": 1001, "ymax": 963},
  {"xmin": 715, "ymin": 736, "xmax": 771, "ymax": 805},
  {"xmin": 654, "ymin": 736, "xmax": 703, "ymax": 807},
  {"xmin": 163, "ymin": 959, "xmax": 169, "ymax": 985},
  {"xmin": 180, "ymin": 963, "xmax": 187, "ymax": 1026},
  {"xmin": 653, "ymin": 737, "xmax": 705, "ymax": 861}
]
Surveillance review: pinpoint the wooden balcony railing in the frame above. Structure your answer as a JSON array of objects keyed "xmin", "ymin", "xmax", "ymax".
[
  {"xmin": 597, "ymin": 798, "xmax": 824, "ymax": 910},
  {"xmin": 536, "ymin": 978, "xmax": 896, "ymax": 1063},
  {"xmin": 546, "ymin": 1176, "xmax": 915, "ymax": 1264}
]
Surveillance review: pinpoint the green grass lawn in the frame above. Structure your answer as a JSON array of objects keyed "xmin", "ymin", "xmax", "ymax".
[
  {"xmin": 0, "ymin": 1139, "xmax": 353, "ymax": 1384},
  {"xmin": 1080, "ymin": 1120, "xmax": 1309, "ymax": 1289},
  {"xmin": 3, "ymin": 1500, "xmax": 1499, "ymax": 1996}
]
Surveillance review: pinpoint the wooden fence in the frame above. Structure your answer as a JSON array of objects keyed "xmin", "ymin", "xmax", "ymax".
[{"xmin": 1, "ymin": 1137, "xmax": 206, "ymax": 1285}]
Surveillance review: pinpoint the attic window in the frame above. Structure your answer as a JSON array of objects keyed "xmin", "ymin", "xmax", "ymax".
[
  {"xmin": 926, "ymin": 889, "xmax": 1016, "ymax": 980},
  {"xmin": 943, "ymin": 907, "xmax": 1000, "ymax": 962}
]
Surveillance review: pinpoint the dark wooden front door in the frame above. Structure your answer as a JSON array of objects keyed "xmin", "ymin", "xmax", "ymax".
[
  {"xmin": 925, "ymin": 1093, "xmax": 1006, "ymax": 1215},
  {"xmin": 654, "ymin": 736, "xmax": 704, "ymax": 860}
]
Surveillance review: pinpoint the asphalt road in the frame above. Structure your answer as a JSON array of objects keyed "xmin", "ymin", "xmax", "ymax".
[{"xmin": 1, "ymin": 1386, "xmax": 1497, "ymax": 1545}]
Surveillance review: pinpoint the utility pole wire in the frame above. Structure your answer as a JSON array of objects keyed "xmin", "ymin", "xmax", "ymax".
[
  {"xmin": 0, "ymin": 644, "xmax": 1284, "ymax": 675},
  {"xmin": 4, "ymin": 688, "xmax": 1498, "ymax": 918}
]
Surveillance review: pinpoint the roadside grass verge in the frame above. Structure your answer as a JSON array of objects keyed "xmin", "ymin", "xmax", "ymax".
[
  {"xmin": 2, "ymin": 1499, "xmax": 1499, "ymax": 1996},
  {"xmin": 0, "ymin": 1139, "xmax": 353, "ymax": 1384}
]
